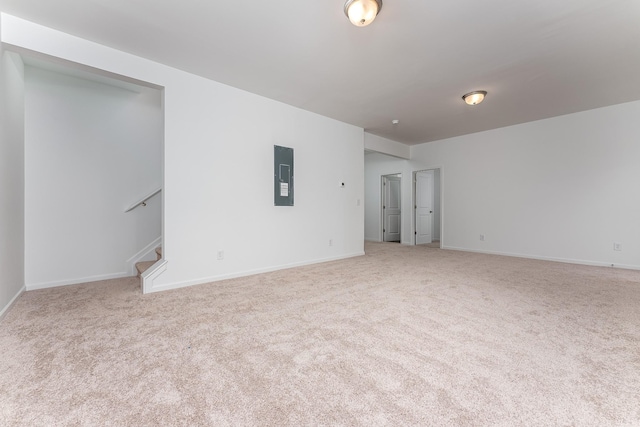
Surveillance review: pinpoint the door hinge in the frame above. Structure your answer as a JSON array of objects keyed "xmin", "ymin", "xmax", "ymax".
[{"xmin": 383, "ymin": 205, "xmax": 385, "ymax": 209}]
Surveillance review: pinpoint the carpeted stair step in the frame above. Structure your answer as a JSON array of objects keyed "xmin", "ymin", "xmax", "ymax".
[
  {"xmin": 135, "ymin": 247, "xmax": 162, "ymax": 278},
  {"xmin": 135, "ymin": 261, "xmax": 156, "ymax": 277}
]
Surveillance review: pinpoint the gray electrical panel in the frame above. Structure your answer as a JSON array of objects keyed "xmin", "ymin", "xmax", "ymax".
[{"xmin": 274, "ymin": 145, "xmax": 294, "ymax": 206}]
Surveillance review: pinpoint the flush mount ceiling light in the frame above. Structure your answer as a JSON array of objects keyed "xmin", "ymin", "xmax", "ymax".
[
  {"xmin": 344, "ymin": 0, "xmax": 383, "ymax": 27},
  {"xmin": 462, "ymin": 91, "xmax": 487, "ymax": 105}
]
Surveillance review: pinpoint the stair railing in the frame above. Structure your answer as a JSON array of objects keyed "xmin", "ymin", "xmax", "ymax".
[{"xmin": 125, "ymin": 188, "xmax": 162, "ymax": 213}]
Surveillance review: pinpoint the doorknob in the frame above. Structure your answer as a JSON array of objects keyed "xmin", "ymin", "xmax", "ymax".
[{"xmin": 430, "ymin": 211, "xmax": 433, "ymax": 213}]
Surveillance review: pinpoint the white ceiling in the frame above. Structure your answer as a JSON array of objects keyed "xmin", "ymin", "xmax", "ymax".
[{"xmin": 2, "ymin": 0, "xmax": 639, "ymax": 145}]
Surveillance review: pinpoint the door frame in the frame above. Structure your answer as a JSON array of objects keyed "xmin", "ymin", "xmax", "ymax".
[
  {"xmin": 381, "ymin": 173, "xmax": 402, "ymax": 243},
  {"xmin": 412, "ymin": 167, "xmax": 443, "ymax": 246},
  {"xmin": 414, "ymin": 170, "xmax": 434, "ymax": 245}
]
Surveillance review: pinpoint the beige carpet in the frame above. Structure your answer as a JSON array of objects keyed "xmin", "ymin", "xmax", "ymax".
[
  {"xmin": 1, "ymin": 242, "xmax": 639, "ymax": 426},
  {"xmin": 424, "ymin": 240, "xmax": 441, "ymax": 249}
]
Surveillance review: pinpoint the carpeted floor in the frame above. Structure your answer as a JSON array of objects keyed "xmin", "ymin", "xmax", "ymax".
[{"xmin": 1, "ymin": 242, "xmax": 639, "ymax": 426}]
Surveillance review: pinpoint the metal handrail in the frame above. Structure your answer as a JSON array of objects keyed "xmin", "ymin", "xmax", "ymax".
[{"xmin": 124, "ymin": 188, "xmax": 162, "ymax": 212}]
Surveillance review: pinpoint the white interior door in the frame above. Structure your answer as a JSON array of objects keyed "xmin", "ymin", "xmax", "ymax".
[
  {"xmin": 415, "ymin": 170, "xmax": 434, "ymax": 245},
  {"xmin": 383, "ymin": 175, "xmax": 401, "ymax": 242}
]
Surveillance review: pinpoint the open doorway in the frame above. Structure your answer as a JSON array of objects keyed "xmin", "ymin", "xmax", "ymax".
[
  {"xmin": 22, "ymin": 54, "xmax": 164, "ymax": 290},
  {"xmin": 413, "ymin": 168, "xmax": 441, "ymax": 247},
  {"xmin": 382, "ymin": 174, "xmax": 402, "ymax": 242}
]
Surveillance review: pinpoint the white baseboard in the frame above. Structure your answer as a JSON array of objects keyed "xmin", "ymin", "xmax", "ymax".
[
  {"xmin": 443, "ymin": 246, "xmax": 640, "ymax": 270},
  {"xmin": 0, "ymin": 285, "xmax": 26, "ymax": 320},
  {"xmin": 26, "ymin": 272, "xmax": 131, "ymax": 291},
  {"xmin": 147, "ymin": 251, "xmax": 365, "ymax": 294}
]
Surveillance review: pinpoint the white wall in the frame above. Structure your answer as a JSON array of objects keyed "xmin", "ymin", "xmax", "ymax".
[
  {"xmin": 24, "ymin": 66, "xmax": 162, "ymax": 289},
  {"xmin": 409, "ymin": 100, "xmax": 640, "ymax": 268},
  {"xmin": 158, "ymin": 70, "xmax": 364, "ymax": 290},
  {"xmin": 3, "ymin": 14, "xmax": 365, "ymax": 293},
  {"xmin": 366, "ymin": 101, "xmax": 640, "ymax": 269},
  {"xmin": 364, "ymin": 133, "xmax": 410, "ymax": 159},
  {"xmin": 0, "ymin": 43, "xmax": 25, "ymax": 316}
]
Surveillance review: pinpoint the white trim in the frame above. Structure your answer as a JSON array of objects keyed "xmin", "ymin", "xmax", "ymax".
[
  {"xmin": 147, "ymin": 251, "xmax": 365, "ymax": 294},
  {"xmin": 381, "ymin": 173, "xmax": 402, "ymax": 243},
  {"xmin": 0, "ymin": 286, "xmax": 26, "ymax": 320},
  {"xmin": 26, "ymin": 272, "xmax": 131, "ymax": 291},
  {"xmin": 442, "ymin": 246, "xmax": 640, "ymax": 270},
  {"xmin": 141, "ymin": 259, "xmax": 168, "ymax": 294},
  {"xmin": 125, "ymin": 236, "xmax": 162, "ymax": 276}
]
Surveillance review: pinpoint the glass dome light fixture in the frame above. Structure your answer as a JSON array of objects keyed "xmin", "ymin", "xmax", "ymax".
[
  {"xmin": 344, "ymin": 0, "xmax": 383, "ymax": 27},
  {"xmin": 462, "ymin": 91, "xmax": 487, "ymax": 105}
]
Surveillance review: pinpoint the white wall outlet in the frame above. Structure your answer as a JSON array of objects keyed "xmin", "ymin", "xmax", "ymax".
[
  {"xmin": 217, "ymin": 250, "xmax": 224, "ymax": 260},
  {"xmin": 329, "ymin": 239, "xmax": 333, "ymax": 247},
  {"xmin": 357, "ymin": 199, "xmax": 361, "ymax": 206},
  {"xmin": 613, "ymin": 242, "xmax": 622, "ymax": 251},
  {"xmin": 480, "ymin": 234, "xmax": 485, "ymax": 241}
]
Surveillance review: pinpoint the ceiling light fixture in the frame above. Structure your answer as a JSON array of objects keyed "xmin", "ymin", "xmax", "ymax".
[
  {"xmin": 462, "ymin": 91, "xmax": 487, "ymax": 105},
  {"xmin": 344, "ymin": 0, "xmax": 383, "ymax": 27}
]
